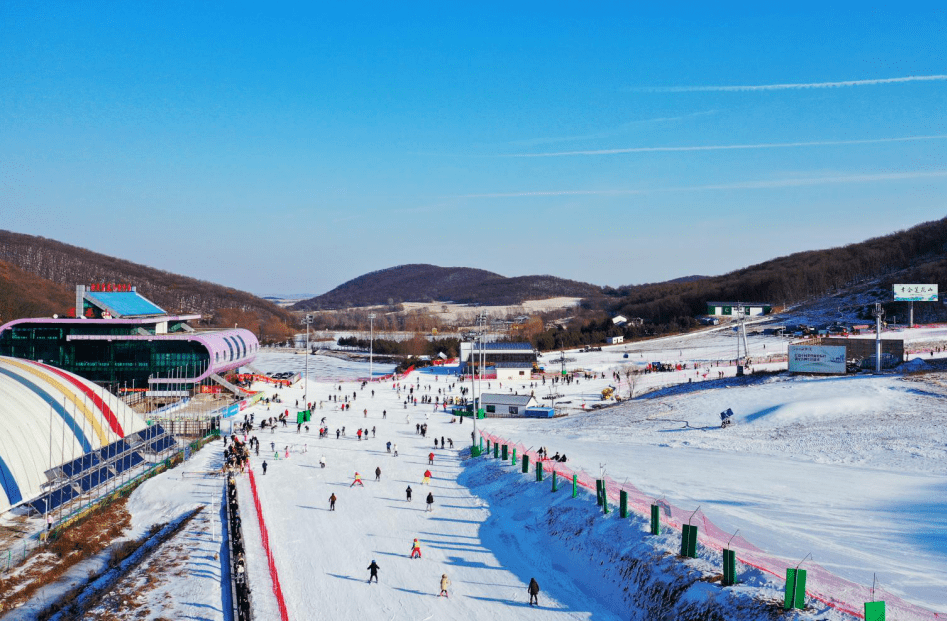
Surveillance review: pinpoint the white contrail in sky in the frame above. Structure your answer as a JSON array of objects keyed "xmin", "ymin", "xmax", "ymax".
[
  {"xmin": 509, "ymin": 134, "xmax": 947, "ymax": 157},
  {"xmin": 635, "ymin": 74, "xmax": 947, "ymax": 92},
  {"xmin": 453, "ymin": 170, "xmax": 947, "ymax": 199}
]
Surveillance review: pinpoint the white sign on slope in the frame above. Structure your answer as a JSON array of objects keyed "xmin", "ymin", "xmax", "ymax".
[
  {"xmin": 893, "ymin": 284, "xmax": 938, "ymax": 302},
  {"xmin": 788, "ymin": 345, "xmax": 846, "ymax": 374}
]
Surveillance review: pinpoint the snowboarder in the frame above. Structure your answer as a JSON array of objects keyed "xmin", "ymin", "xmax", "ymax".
[
  {"xmin": 261, "ymin": 461, "xmax": 268, "ymax": 475},
  {"xmin": 438, "ymin": 573, "xmax": 451, "ymax": 597},
  {"xmin": 405, "ymin": 485, "xmax": 412, "ymax": 501},
  {"xmin": 375, "ymin": 466, "xmax": 382, "ymax": 482},
  {"xmin": 528, "ymin": 578, "xmax": 540, "ymax": 606},
  {"xmin": 367, "ymin": 560, "xmax": 380, "ymax": 583},
  {"xmin": 329, "ymin": 493, "xmax": 337, "ymax": 511},
  {"xmin": 426, "ymin": 492, "xmax": 434, "ymax": 512},
  {"xmin": 410, "ymin": 538, "xmax": 421, "ymax": 559},
  {"xmin": 422, "ymin": 469, "xmax": 431, "ymax": 485},
  {"xmin": 350, "ymin": 472, "xmax": 364, "ymax": 487}
]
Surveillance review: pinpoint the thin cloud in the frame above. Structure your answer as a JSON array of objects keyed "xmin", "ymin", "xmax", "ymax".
[
  {"xmin": 508, "ymin": 134, "xmax": 947, "ymax": 158},
  {"xmin": 452, "ymin": 170, "xmax": 947, "ymax": 199},
  {"xmin": 507, "ymin": 110, "xmax": 717, "ymax": 147},
  {"xmin": 634, "ymin": 74, "xmax": 947, "ymax": 93}
]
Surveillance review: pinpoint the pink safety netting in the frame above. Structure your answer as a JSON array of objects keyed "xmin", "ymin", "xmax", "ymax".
[{"xmin": 479, "ymin": 431, "xmax": 944, "ymax": 621}]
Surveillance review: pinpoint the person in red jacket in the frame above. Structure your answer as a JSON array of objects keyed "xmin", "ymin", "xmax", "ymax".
[
  {"xmin": 422, "ymin": 469, "xmax": 432, "ymax": 485},
  {"xmin": 428, "ymin": 452, "xmax": 434, "ymax": 465},
  {"xmin": 410, "ymin": 538, "xmax": 421, "ymax": 559}
]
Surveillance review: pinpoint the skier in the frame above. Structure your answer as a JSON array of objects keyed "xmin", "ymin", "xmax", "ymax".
[
  {"xmin": 428, "ymin": 452, "xmax": 434, "ymax": 465},
  {"xmin": 438, "ymin": 573, "xmax": 451, "ymax": 598},
  {"xmin": 441, "ymin": 436, "xmax": 445, "ymax": 450},
  {"xmin": 422, "ymin": 469, "xmax": 431, "ymax": 485},
  {"xmin": 410, "ymin": 538, "xmax": 422, "ymax": 559},
  {"xmin": 434, "ymin": 438, "xmax": 439, "ymax": 449},
  {"xmin": 350, "ymin": 472, "xmax": 364, "ymax": 487},
  {"xmin": 375, "ymin": 466, "xmax": 382, "ymax": 482},
  {"xmin": 319, "ymin": 455, "xmax": 326, "ymax": 468},
  {"xmin": 386, "ymin": 441, "xmax": 391, "ymax": 453},
  {"xmin": 405, "ymin": 485, "xmax": 413, "ymax": 501},
  {"xmin": 329, "ymin": 493, "xmax": 337, "ymax": 511},
  {"xmin": 426, "ymin": 492, "xmax": 434, "ymax": 512},
  {"xmin": 528, "ymin": 578, "xmax": 540, "ymax": 606},
  {"xmin": 261, "ymin": 460, "xmax": 268, "ymax": 475},
  {"xmin": 367, "ymin": 560, "xmax": 380, "ymax": 583},
  {"xmin": 393, "ymin": 443, "xmax": 398, "ymax": 457}
]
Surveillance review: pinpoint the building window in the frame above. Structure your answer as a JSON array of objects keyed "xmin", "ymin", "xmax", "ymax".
[{"xmin": 509, "ymin": 406, "xmax": 518, "ymax": 415}]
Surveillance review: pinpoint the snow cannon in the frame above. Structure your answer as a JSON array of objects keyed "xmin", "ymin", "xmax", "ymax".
[{"xmin": 720, "ymin": 408, "xmax": 735, "ymax": 428}]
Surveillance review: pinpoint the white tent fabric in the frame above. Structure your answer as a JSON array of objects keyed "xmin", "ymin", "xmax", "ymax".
[{"xmin": 0, "ymin": 356, "xmax": 148, "ymax": 513}]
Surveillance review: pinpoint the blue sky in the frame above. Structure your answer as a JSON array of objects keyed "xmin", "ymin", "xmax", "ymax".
[{"xmin": 1, "ymin": 3, "xmax": 945, "ymax": 295}]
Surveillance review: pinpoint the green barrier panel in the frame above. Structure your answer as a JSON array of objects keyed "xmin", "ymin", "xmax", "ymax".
[
  {"xmin": 551, "ymin": 469, "xmax": 557, "ymax": 492},
  {"xmin": 620, "ymin": 490, "xmax": 628, "ymax": 518},
  {"xmin": 471, "ymin": 445, "xmax": 482, "ymax": 457},
  {"xmin": 650, "ymin": 504, "xmax": 661, "ymax": 535},
  {"xmin": 723, "ymin": 549, "xmax": 736, "ymax": 586},
  {"xmin": 296, "ymin": 412, "xmax": 306, "ymax": 424},
  {"xmin": 305, "ymin": 410, "xmax": 311, "ymax": 422},
  {"xmin": 501, "ymin": 445, "xmax": 508, "ymax": 460},
  {"xmin": 512, "ymin": 448, "xmax": 517, "ymax": 466},
  {"xmin": 680, "ymin": 524, "xmax": 698, "ymax": 558},
  {"xmin": 572, "ymin": 474, "xmax": 578, "ymax": 498},
  {"xmin": 494, "ymin": 442, "xmax": 499, "ymax": 459},
  {"xmin": 477, "ymin": 408, "xmax": 485, "ymax": 419},
  {"xmin": 863, "ymin": 601, "xmax": 885, "ymax": 621},
  {"xmin": 783, "ymin": 568, "xmax": 807, "ymax": 610},
  {"xmin": 536, "ymin": 461, "xmax": 543, "ymax": 482}
]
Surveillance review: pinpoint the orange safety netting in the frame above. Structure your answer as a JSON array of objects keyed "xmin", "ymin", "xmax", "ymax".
[{"xmin": 479, "ymin": 431, "xmax": 944, "ymax": 621}]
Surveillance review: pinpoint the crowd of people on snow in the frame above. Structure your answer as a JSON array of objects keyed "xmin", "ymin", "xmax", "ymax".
[{"xmin": 226, "ymin": 473, "xmax": 252, "ymax": 619}]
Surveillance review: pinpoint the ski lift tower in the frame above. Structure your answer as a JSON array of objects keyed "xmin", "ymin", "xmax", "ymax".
[{"xmin": 735, "ymin": 303, "xmax": 750, "ymax": 376}]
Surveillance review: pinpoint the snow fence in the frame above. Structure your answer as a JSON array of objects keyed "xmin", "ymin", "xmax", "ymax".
[
  {"xmin": 248, "ymin": 468, "xmax": 290, "ymax": 621},
  {"xmin": 479, "ymin": 430, "xmax": 945, "ymax": 621}
]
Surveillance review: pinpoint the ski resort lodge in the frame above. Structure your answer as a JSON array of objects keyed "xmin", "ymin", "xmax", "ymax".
[
  {"xmin": 0, "ymin": 284, "xmax": 259, "ymax": 395},
  {"xmin": 459, "ymin": 341, "xmax": 537, "ymax": 373}
]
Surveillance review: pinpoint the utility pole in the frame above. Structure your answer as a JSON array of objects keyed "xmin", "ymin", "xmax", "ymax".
[
  {"xmin": 368, "ymin": 313, "xmax": 376, "ymax": 381},
  {"xmin": 909, "ymin": 300, "xmax": 914, "ymax": 327},
  {"xmin": 873, "ymin": 303, "xmax": 884, "ymax": 374},
  {"xmin": 304, "ymin": 314, "xmax": 313, "ymax": 406}
]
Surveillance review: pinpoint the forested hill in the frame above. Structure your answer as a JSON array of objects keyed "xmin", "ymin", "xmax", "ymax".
[
  {"xmin": 0, "ymin": 230, "xmax": 296, "ymax": 341},
  {"xmin": 292, "ymin": 264, "xmax": 603, "ymax": 310},
  {"xmin": 540, "ymin": 217, "xmax": 947, "ymax": 349}
]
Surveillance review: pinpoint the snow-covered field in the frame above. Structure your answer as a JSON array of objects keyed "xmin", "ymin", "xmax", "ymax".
[{"xmin": 8, "ymin": 324, "xmax": 947, "ymax": 620}]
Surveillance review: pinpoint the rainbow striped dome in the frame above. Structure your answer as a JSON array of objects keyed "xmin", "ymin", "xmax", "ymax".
[{"xmin": 0, "ymin": 356, "xmax": 148, "ymax": 513}]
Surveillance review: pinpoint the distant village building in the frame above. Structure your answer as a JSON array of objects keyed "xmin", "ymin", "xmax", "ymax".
[
  {"xmin": 706, "ymin": 302, "xmax": 773, "ymax": 317},
  {"xmin": 612, "ymin": 315, "xmax": 627, "ymax": 326},
  {"xmin": 606, "ymin": 335, "xmax": 624, "ymax": 345}
]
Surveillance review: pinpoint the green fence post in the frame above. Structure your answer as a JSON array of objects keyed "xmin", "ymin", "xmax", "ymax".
[
  {"xmin": 650, "ymin": 504, "xmax": 661, "ymax": 535},
  {"xmin": 480, "ymin": 437, "xmax": 484, "ymax": 453},
  {"xmin": 572, "ymin": 474, "xmax": 578, "ymax": 498},
  {"xmin": 620, "ymin": 490, "xmax": 628, "ymax": 518},
  {"xmin": 522, "ymin": 454, "xmax": 529, "ymax": 473},
  {"xmin": 501, "ymin": 444, "xmax": 508, "ymax": 460},
  {"xmin": 864, "ymin": 601, "xmax": 885, "ymax": 621},
  {"xmin": 551, "ymin": 469, "xmax": 557, "ymax": 492},
  {"xmin": 595, "ymin": 480, "xmax": 603, "ymax": 506},
  {"xmin": 486, "ymin": 439, "xmax": 490, "ymax": 454},
  {"xmin": 723, "ymin": 549, "xmax": 736, "ymax": 586},
  {"xmin": 783, "ymin": 568, "xmax": 807, "ymax": 610},
  {"xmin": 511, "ymin": 448, "xmax": 517, "ymax": 466},
  {"xmin": 494, "ymin": 442, "xmax": 499, "ymax": 459},
  {"xmin": 602, "ymin": 488, "xmax": 609, "ymax": 514},
  {"xmin": 680, "ymin": 524, "xmax": 698, "ymax": 558},
  {"xmin": 536, "ymin": 461, "xmax": 543, "ymax": 482}
]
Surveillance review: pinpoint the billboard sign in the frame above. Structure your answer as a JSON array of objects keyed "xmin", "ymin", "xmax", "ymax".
[
  {"xmin": 893, "ymin": 284, "xmax": 938, "ymax": 302},
  {"xmin": 788, "ymin": 345, "xmax": 846, "ymax": 374}
]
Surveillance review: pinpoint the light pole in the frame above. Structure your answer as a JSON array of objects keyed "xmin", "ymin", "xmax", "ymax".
[
  {"xmin": 305, "ymin": 314, "xmax": 313, "ymax": 407},
  {"xmin": 368, "ymin": 313, "xmax": 376, "ymax": 381}
]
